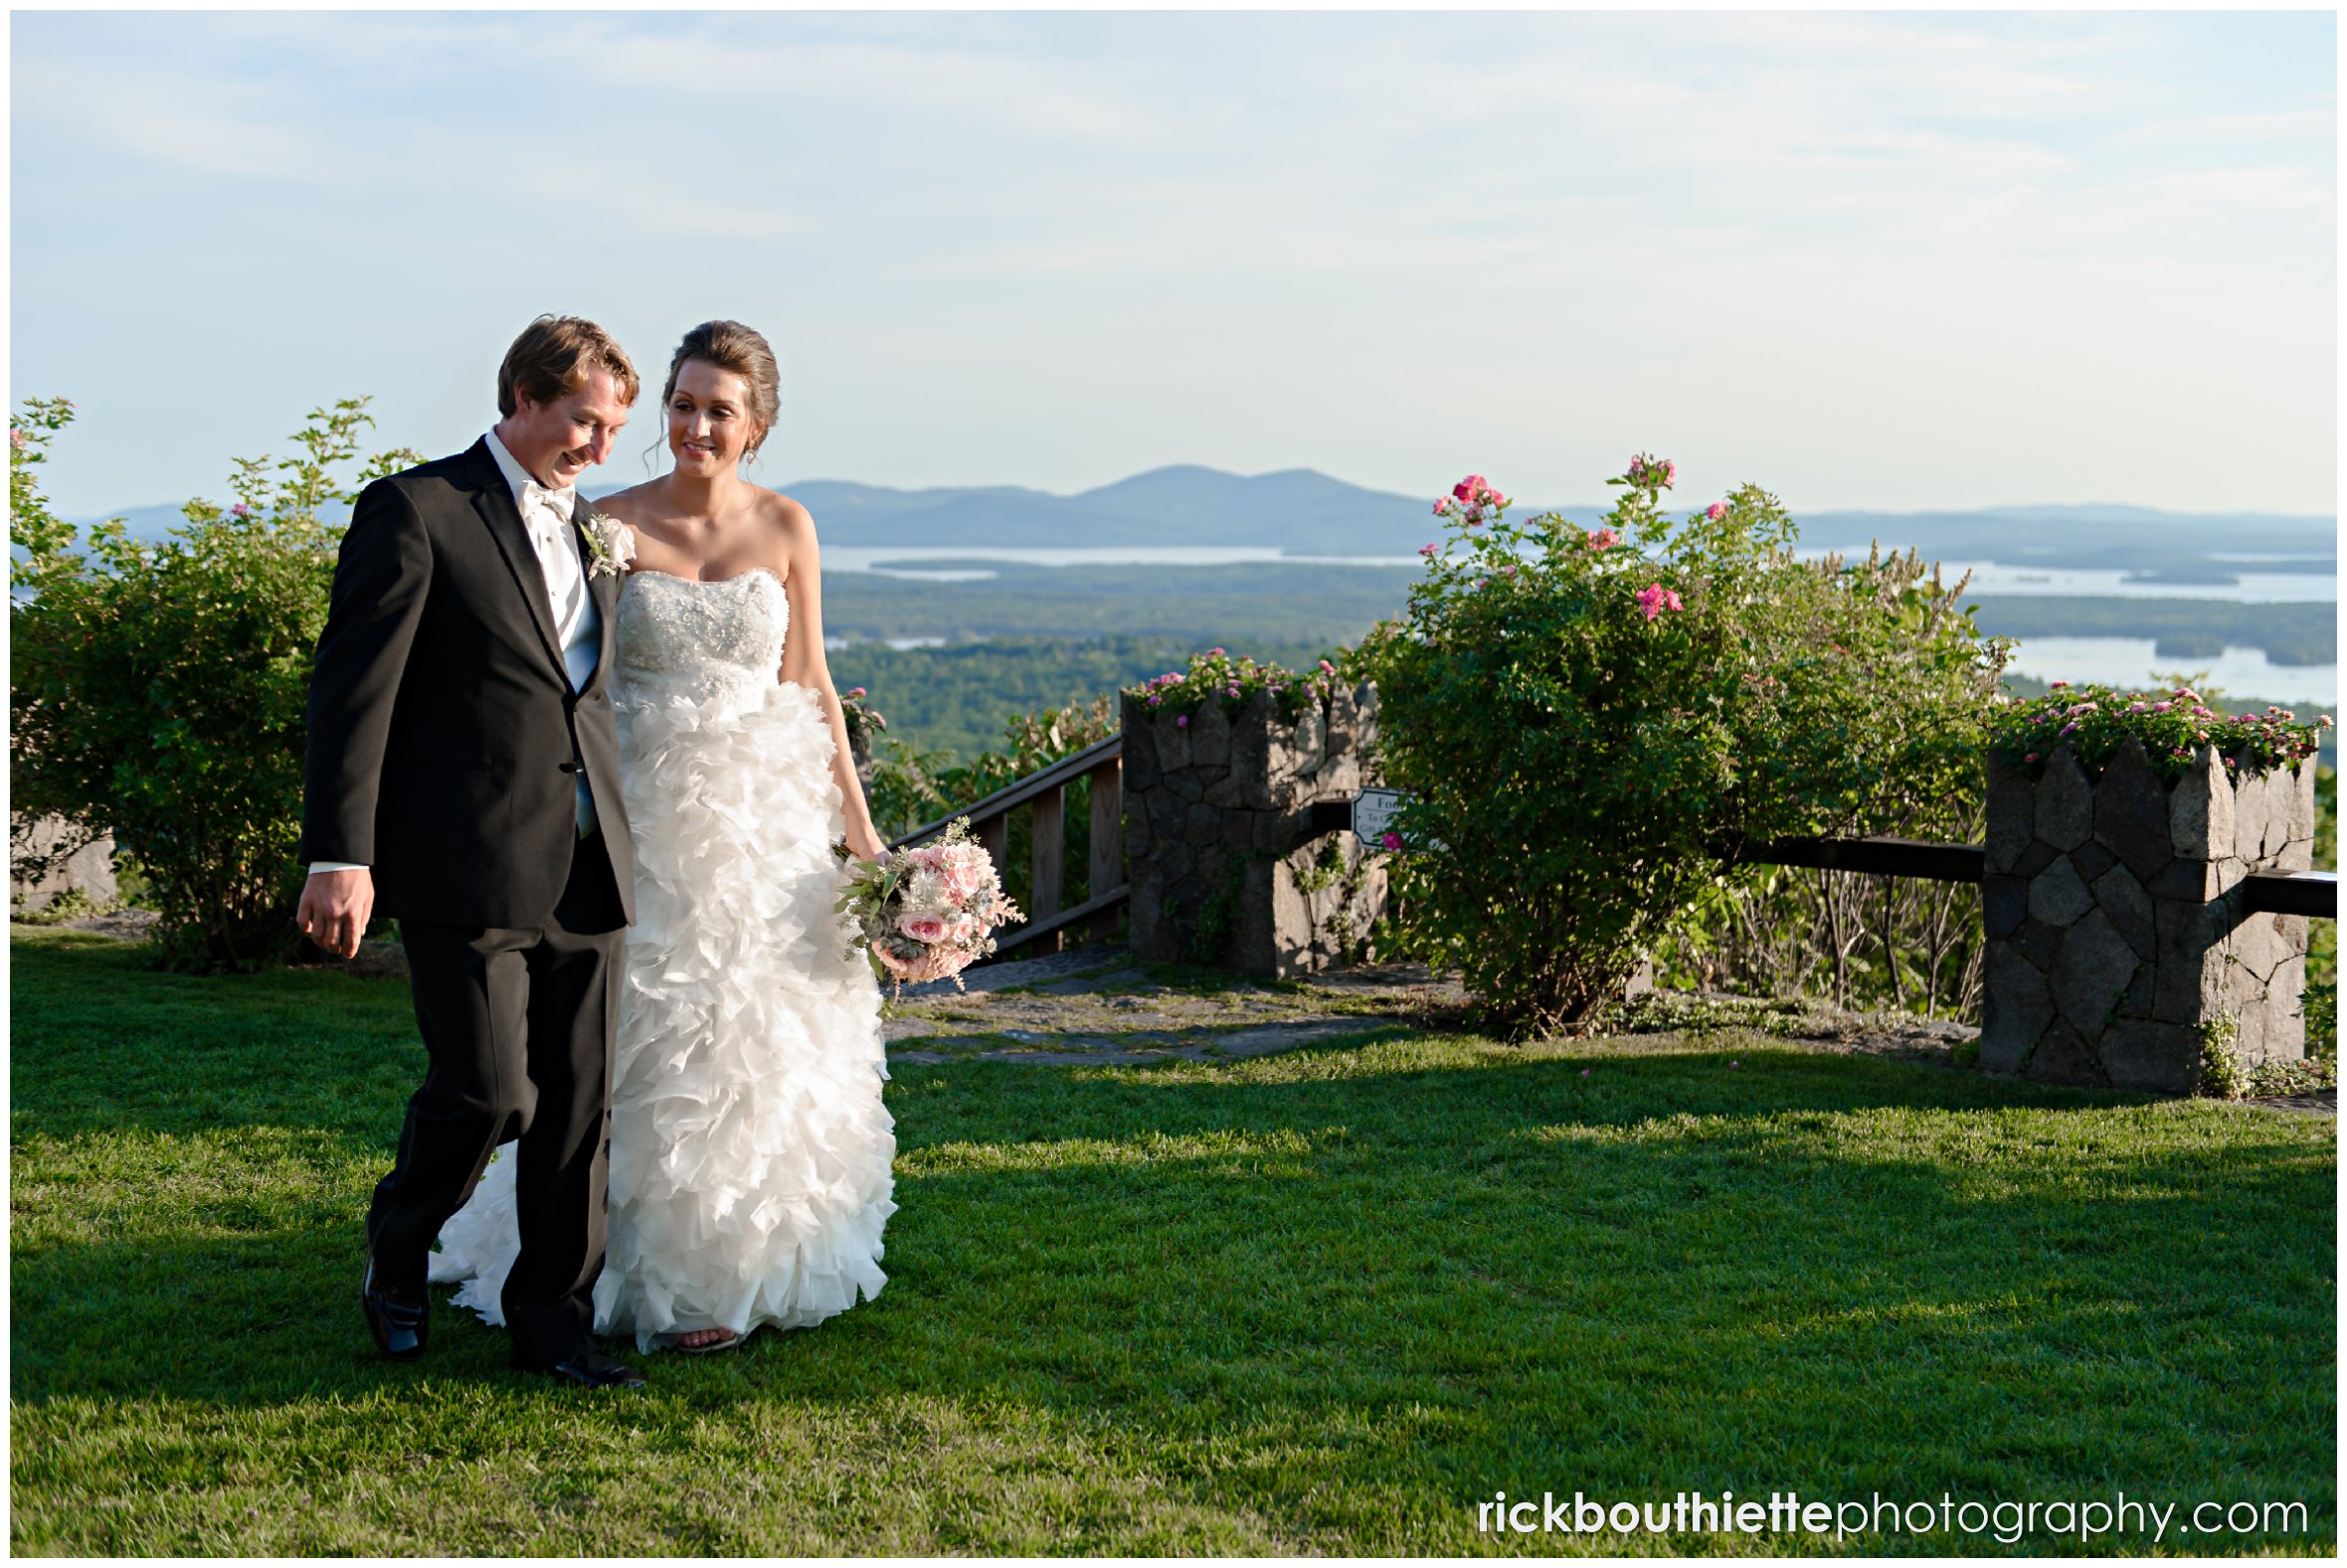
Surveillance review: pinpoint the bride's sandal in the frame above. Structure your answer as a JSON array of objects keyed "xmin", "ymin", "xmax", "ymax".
[{"xmin": 667, "ymin": 1326, "xmax": 744, "ymax": 1354}]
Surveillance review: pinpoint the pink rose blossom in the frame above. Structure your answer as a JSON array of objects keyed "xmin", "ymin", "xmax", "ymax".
[
  {"xmin": 232, "ymin": 502, "xmax": 253, "ymax": 518},
  {"xmin": 1433, "ymin": 497, "xmax": 1453, "ymax": 516},
  {"xmin": 1453, "ymin": 474, "xmax": 1487, "ymax": 503},
  {"xmin": 1705, "ymin": 502, "xmax": 1726, "ymax": 521},
  {"xmin": 942, "ymin": 846, "xmax": 988, "ymax": 901},
  {"xmin": 897, "ymin": 913, "xmax": 949, "ymax": 944},
  {"xmin": 1635, "ymin": 583, "xmax": 1675, "ymax": 622},
  {"xmin": 1379, "ymin": 831, "xmax": 1404, "ymax": 851},
  {"xmin": 1176, "ymin": 715, "xmax": 1188, "ymax": 728},
  {"xmin": 1418, "ymin": 542, "xmax": 1438, "ymax": 558},
  {"xmin": 1586, "ymin": 529, "xmax": 1619, "ymax": 551},
  {"xmin": 2050, "ymin": 680, "xmax": 2070, "ymax": 689},
  {"xmin": 1664, "ymin": 589, "xmax": 1683, "ymax": 611}
]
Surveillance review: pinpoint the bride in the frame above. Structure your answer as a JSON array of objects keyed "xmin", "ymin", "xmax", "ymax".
[{"xmin": 430, "ymin": 319, "xmax": 896, "ymax": 1354}]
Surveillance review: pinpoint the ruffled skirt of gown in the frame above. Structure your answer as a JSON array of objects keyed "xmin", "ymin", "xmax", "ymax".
[{"xmin": 428, "ymin": 676, "xmax": 896, "ymax": 1350}]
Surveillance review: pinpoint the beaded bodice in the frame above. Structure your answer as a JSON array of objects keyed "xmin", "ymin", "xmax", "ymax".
[{"xmin": 614, "ymin": 568, "xmax": 790, "ymax": 709}]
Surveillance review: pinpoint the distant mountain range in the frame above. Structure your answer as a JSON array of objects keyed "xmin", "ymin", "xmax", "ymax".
[{"xmin": 71, "ymin": 464, "xmax": 2337, "ymax": 577}]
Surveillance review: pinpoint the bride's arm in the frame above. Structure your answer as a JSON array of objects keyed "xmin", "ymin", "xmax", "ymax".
[{"xmin": 775, "ymin": 500, "xmax": 885, "ymax": 859}]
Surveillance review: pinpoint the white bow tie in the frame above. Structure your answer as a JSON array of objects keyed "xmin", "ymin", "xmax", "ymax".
[{"xmin": 519, "ymin": 479, "xmax": 576, "ymax": 527}]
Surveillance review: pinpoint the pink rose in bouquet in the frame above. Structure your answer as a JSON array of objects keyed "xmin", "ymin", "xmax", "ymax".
[
  {"xmin": 898, "ymin": 912, "xmax": 949, "ymax": 944},
  {"xmin": 838, "ymin": 816, "xmax": 1025, "ymax": 994}
]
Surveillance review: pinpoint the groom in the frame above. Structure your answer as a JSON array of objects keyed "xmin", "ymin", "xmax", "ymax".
[{"xmin": 298, "ymin": 315, "xmax": 644, "ymax": 1389}]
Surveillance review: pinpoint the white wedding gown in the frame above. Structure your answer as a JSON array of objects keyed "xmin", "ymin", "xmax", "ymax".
[{"xmin": 429, "ymin": 566, "xmax": 896, "ymax": 1350}]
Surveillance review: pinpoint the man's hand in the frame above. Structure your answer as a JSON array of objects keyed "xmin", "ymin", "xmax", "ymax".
[{"xmin": 297, "ymin": 867, "xmax": 375, "ymax": 959}]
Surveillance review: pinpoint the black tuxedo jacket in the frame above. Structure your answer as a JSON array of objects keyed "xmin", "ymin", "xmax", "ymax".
[{"xmin": 300, "ymin": 438, "xmax": 635, "ymax": 929}]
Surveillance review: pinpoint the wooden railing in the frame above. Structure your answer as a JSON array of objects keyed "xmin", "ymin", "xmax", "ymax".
[
  {"xmin": 1716, "ymin": 831, "xmax": 2334, "ymax": 918},
  {"xmin": 888, "ymin": 733, "xmax": 1128, "ymax": 956},
  {"xmin": 891, "ymin": 732, "xmax": 2336, "ymax": 965}
]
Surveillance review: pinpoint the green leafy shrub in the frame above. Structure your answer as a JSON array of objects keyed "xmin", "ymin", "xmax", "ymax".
[
  {"xmin": 2244, "ymin": 1054, "xmax": 2335, "ymax": 1098},
  {"xmin": 9, "ymin": 397, "xmax": 418, "ymax": 970},
  {"xmin": 1358, "ymin": 457, "xmax": 2004, "ymax": 1036},
  {"xmin": 2197, "ymin": 1018, "xmax": 2248, "ymax": 1100}
]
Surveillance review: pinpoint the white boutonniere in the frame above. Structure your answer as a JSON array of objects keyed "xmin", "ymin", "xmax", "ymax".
[{"xmin": 577, "ymin": 504, "xmax": 635, "ymax": 581}]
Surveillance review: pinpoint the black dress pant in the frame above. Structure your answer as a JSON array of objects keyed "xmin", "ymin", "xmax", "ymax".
[{"xmin": 367, "ymin": 829, "xmax": 627, "ymax": 1367}]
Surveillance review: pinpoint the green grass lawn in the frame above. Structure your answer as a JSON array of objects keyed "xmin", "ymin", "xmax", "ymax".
[{"xmin": 10, "ymin": 929, "xmax": 2336, "ymax": 1555}]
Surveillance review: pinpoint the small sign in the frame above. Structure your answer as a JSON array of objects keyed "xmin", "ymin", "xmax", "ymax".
[{"xmin": 1351, "ymin": 787, "xmax": 1412, "ymax": 844}]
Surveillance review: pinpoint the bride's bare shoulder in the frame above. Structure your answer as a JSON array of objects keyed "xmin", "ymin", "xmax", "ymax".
[{"xmin": 753, "ymin": 486, "xmax": 819, "ymax": 559}]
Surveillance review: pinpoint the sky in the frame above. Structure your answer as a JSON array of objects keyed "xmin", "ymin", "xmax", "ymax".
[{"xmin": 8, "ymin": 9, "xmax": 2338, "ymax": 520}]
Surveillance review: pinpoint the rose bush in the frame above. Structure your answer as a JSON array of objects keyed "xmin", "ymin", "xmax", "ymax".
[{"xmin": 1358, "ymin": 453, "xmax": 2006, "ymax": 1035}]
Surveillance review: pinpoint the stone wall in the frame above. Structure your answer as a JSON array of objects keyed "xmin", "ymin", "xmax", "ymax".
[
  {"xmin": 1121, "ymin": 684, "xmax": 1385, "ymax": 977},
  {"xmin": 10, "ymin": 814, "xmax": 117, "ymax": 912},
  {"xmin": 1980, "ymin": 741, "xmax": 2317, "ymax": 1094}
]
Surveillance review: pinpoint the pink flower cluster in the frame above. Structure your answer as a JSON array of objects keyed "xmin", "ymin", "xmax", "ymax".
[
  {"xmin": 1433, "ymin": 473, "xmax": 1510, "ymax": 528},
  {"xmin": 840, "ymin": 820, "xmax": 1024, "ymax": 992},
  {"xmin": 1626, "ymin": 454, "xmax": 1677, "ymax": 490},
  {"xmin": 1634, "ymin": 583, "xmax": 1685, "ymax": 622},
  {"xmin": 1994, "ymin": 681, "xmax": 2328, "ymax": 783},
  {"xmin": 1585, "ymin": 528, "xmax": 1619, "ymax": 551}
]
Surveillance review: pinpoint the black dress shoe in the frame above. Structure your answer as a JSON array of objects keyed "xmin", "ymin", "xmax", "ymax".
[
  {"xmin": 520, "ymin": 1349, "xmax": 646, "ymax": 1390},
  {"xmin": 361, "ymin": 1252, "xmax": 428, "ymax": 1362}
]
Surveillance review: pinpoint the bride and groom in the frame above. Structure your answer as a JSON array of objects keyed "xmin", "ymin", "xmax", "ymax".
[{"xmin": 298, "ymin": 315, "xmax": 893, "ymax": 1389}]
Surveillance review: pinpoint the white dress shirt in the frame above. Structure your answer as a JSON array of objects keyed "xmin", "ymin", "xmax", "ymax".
[{"xmin": 307, "ymin": 431, "xmax": 602, "ymax": 876}]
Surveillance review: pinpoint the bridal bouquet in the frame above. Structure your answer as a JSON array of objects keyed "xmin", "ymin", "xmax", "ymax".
[{"xmin": 837, "ymin": 817, "xmax": 1024, "ymax": 991}]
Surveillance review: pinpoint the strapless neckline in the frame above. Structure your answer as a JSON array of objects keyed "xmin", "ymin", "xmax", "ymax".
[{"xmin": 627, "ymin": 566, "xmax": 785, "ymax": 591}]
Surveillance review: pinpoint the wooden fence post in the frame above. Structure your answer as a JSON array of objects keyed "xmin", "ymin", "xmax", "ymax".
[
  {"xmin": 1029, "ymin": 784, "xmax": 1064, "ymax": 954},
  {"xmin": 1087, "ymin": 755, "xmax": 1123, "ymax": 943}
]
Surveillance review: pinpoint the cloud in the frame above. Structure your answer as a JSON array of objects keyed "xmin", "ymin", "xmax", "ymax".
[{"xmin": 8, "ymin": 9, "xmax": 2334, "ymax": 514}]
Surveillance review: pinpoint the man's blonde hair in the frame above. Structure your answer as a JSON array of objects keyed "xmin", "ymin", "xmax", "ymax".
[{"xmin": 496, "ymin": 315, "xmax": 640, "ymax": 417}]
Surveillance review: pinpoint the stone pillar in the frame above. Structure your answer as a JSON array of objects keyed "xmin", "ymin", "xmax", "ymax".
[
  {"xmin": 1980, "ymin": 740, "xmax": 2317, "ymax": 1094},
  {"xmin": 9, "ymin": 814, "xmax": 117, "ymax": 912},
  {"xmin": 1121, "ymin": 683, "xmax": 1386, "ymax": 977}
]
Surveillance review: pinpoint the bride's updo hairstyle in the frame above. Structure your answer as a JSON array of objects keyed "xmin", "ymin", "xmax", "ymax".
[{"xmin": 662, "ymin": 319, "xmax": 783, "ymax": 459}]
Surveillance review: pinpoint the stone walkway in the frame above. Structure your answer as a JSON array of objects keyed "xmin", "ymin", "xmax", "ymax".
[{"xmin": 882, "ymin": 945, "xmax": 1449, "ymax": 1066}]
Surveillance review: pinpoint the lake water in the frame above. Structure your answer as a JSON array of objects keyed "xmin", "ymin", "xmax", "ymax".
[
  {"xmin": 2001, "ymin": 637, "xmax": 2335, "ymax": 707},
  {"xmin": 1815, "ymin": 557, "xmax": 2337, "ymax": 603},
  {"xmin": 820, "ymin": 544, "xmax": 2338, "ymax": 705},
  {"xmin": 830, "ymin": 545, "xmax": 2339, "ymax": 603}
]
